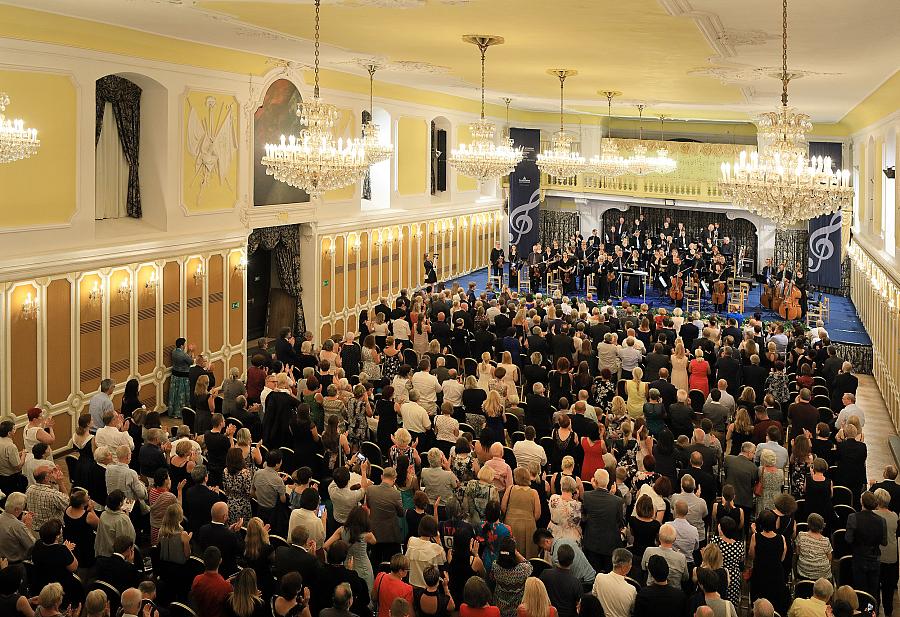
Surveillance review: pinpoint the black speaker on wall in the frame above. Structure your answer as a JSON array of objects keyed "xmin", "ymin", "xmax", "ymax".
[{"xmin": 435, "ymin": 129, "xmax": 447, "ymax": 192}]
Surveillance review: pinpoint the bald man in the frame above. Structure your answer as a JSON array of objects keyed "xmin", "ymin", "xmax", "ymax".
[
  {"xmin": 121, "ymin": 588, "xmax": 143, "ymax": 617},
  {"xmin": 582, "ymin": 469, "xmax": 625, "ymax": 572},
  {"xmin": 195, "ymin": 501, "xmax": 244, "ymax": 576}
]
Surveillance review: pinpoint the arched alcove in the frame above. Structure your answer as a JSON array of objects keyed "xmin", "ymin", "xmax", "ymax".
[
  {"xmin": 253, "ymin": 78, "xmax": 310, "ymax": 206},
  {"xmin": 884, "ymin": 128, "xmax": 897, "ymax": 255},
  {"xmin": 94, "ymin": 72, "xmax": 167, "ymax": 229},
  {"xmin": 431, "ymin": 115, "xmax": 451, "ymax": 197},
  {"xmin": 867, "ymin": 136, "xmax": 877, "ymax": 232}
]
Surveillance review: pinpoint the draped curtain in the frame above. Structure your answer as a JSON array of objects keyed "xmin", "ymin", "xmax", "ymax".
[
  {"xmin": 95, "ymin": 101, "xmax": 129, "ymax": 220},
  {"xmin": 247, "ymin": 225, "xmax": 306, "ymax": 334},
  {"xmin": 601, "ymin": 206, "xmax": 758, "ymax": 266},
  {"xmin": 774, "ymin": 228, "xmax": 808, "ymax": 273},
  {"xmin": 96, "ymin": 75, "xmax": 142, "ymax": 218},
  {"xmin": 540, "ymin": 210, "xmax": 580, "ymax": 249},
  {"xmin": 361, "ymin": 111, "xmax": 372, "ymax": 201}
]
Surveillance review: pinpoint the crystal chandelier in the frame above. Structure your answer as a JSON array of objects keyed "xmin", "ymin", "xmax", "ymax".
[
  {"xmin": 626, "ymin": 104, "xmax": 675, "ymax": 176},
  {"xmin": 362, "ymin": 64, "xmax": 393, "ymax": 165},
  {"xmin": 719, "ymin": 0, "xmax": 851, "ymax": 226},
  {"xmin": 653, "ymin": 115, "xmax": 677, "ymax": 174},
  {"xmin": 587, "ymin": 91, "xmax": 629, "ymax": 176},
  {"xmin": 448, "ymin": 35, "xmax": 523, "ymax": 182},
  {"xmin": 0, "ymin": 92, "xmax": 40, "ymax": 164},
  {"xmin": 536, "ymin": 69, "xmax": 587, "ymax": 180},
  {"xmin": 261, "ymin": 0, "xmax": 370, "ymax": 199}
]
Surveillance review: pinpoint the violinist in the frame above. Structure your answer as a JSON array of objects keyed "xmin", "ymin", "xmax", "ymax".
[
  {"xmin": 615, "ymin": 215, "xmax": 628, "ymax": 238},
  {"xmin": 551, "ymin": 240, "xmax": 562, "ymax": 258},
  {"xmin": 527, "ymin": 243, "xmax": 544, "ymax": 291},
  {"xmin": 559, "ymin": 251, "xmax": 577, "ymax": 294},
  {"xmin": 544, "ymin": 245, "xmax": 559, "ymax": 284},
  {"xmin": 588, "ymin": 228, "xmax": 602, "ymax": 250},
  {"xmin": 490, "ymin": 241, "xmax": 505, "ymax": 278},
  {"xmin": 626, "ymin": 249, "xmax": 643, "ymax": 297},
  {"xmin": 604, "ymin": 224, "xmax": 619, "ymax": 252},
  {"xmin": 702, "ymin": 223, "xmax": 717, "ymax": 244},
  {"xmin": 508, "ymin": 244, "xmax": 522, "ymax": 289},
  {"xmin": 759, "ymin": 257, "xmax": 775, "ymax": 285}
]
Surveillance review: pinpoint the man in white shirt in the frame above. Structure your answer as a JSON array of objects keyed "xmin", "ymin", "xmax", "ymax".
[
  {"xmin": 592, "ymin": 548, "xmax": 637, "ymax": 617},
  {"xmin": 669, "ymin": 500, "xmax": 699, "ymax": 565},
  {"xmin": 95, "ymin": 410, "xmax": 135, "ymax": 457},
  {"xmin": 259, "ymin": 373, "xmax": 278, "ymax": 410},
  {"xmin": 106, "ymin": 446, "xmax": 148, "ymax": 504},
  {"xmin": 441, "ymin": 370, "xmax": 465, "ymax": 408},
  {"xmin": 485, "ymin": 300, "xmax": 501, "ymax": 324},
  {"xmin": 512, "ymin": 426, "xmax": 547, "ymax": 471},
  {"xmin": 836, "ymin": 393, "xmax": 865, "ymax": 428},
  {"xmin": 576, "ymin": 390, "xmax": 599, "ymax": 422},
  {"xmin": 400, "ymin": 391, "xmax": 432, "ymax": 435},
  {"xmin": 708, "ymin": 379, "xmax": 736, "ymax": 414},
  {"xmin": 674, "ymin": 475, "xmax": 707, "ymax": 537},
  {"xmin": 410, "ymin": 361, "xmax": 442, "ymax": 414},
  {"xmin": 169, "ymin": 425, "xmax": 202, "ymax": 460}
]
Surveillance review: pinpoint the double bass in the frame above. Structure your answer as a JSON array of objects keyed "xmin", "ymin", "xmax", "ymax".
[
  {"xmin": 778, "ymin": 280, "xmax": 802, "ymax": 320},
  {"xmin": 669, "ymin": 270, "xmax": 684, "ymax": 302},
  {"xmin": 760, "ymin": 278, "xmax": 773, "ymax": 309},
  {"xmin": 711, "ymin": 275, "xmax": 727, "ymax": 307}
]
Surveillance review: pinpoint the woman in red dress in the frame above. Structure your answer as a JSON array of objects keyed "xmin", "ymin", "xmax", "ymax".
[{"xmin": 688, "ymin": 347, "xmax": 711, "ymax": 396}]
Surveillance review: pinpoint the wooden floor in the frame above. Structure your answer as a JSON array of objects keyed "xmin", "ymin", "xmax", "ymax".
[{"xmin": 857, "ymin": 374, "xmax": 899, "ymax": 480}]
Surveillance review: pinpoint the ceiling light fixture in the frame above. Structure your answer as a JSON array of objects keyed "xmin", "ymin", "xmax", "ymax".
[
  {"xmin": 0, "ymin": 92, "xmax": 40, "ymax": 164},
  {"xmin": 448, "ymin": 35, "xmax": 523, "ymax": 183},
  {"xmin": 536, "ymin": 69, "xmax": 587, "ymax": 180},
  {"xmin": 719, "ymin": 0, "xmax": 851, "ymax": 226},
  {"xmin": 626, "ymin": 104, "xmax": 674, "ymax": 176},
  {"xmin": 587, "ymin": 91, "xmax": 629, "ymax": 177},
  {"xmin": 362, "ymin": 64, "xmax": 393, "ymax": 165},
  {"xmin": 261, "ymin": 0, "xmax": 370, "ymax": 199},
  {"xmin": 654, "ymin": 115, "xmax": 677, "ymax": 174}
]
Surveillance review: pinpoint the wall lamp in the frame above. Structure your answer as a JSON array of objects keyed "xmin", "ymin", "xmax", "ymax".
[{"xmin": 22, "ymin": 291, "xmax": 39, "ymax": 320}]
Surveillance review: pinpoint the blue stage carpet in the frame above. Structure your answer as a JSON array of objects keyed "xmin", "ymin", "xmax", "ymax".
[{"xmin": 445, "ymin": 267, "xmax": 871, "ymax": 346}]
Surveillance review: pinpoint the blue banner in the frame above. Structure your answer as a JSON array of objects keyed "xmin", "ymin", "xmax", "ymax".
[
  {"xmin": 808, "ymin": 142, "xmax": 844, "ymax": 289},
  {"xmin": 508, "ymin": 128, "xmax": 542, "ymax": 253}
]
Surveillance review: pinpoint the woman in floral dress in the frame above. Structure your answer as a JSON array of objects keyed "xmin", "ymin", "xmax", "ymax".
[
  {"xmin": 361, "ymin": 335, "xmax": 382, "ymax": 381},
  {"xmin": 548, "ymin": 475, "xmax": 582, "ymax": 544},
  {"xmin": 491, "ymin": 536, "xmax": 532, "ymax": 617},
  {"xmin": 223, "ymin": 447, "xmax": 252, "ymax": 525},
  {"xmin": 591, "ymin": 368, "xmax": 616, "ymax": 417},
  {"xmin": 381, "ymin": 336, "xmax": 403, "ymax": 383},
  {"xmin": 346, "ymin": 384, "xmax": 373, "ymax": 451}
]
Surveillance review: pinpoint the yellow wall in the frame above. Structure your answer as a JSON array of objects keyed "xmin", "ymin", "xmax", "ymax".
[
  {"xmin": 841, "ymin": 70, "xmax": 900, "ymax": 134},
  {"xmin": 0, "ymin": 69, "xmax": 77, "ymax": 227},
  {"xmin": 182, "ymin": 91, "xmax": 240, "ymax": 213},
  {"xmin": 0, "ymin": 5, "xmax": 271, "ymax": 76},
  {"xmin": 455, "ymin": 123, "xmax": 480, "ymax": 193},
  {"xmin": 324, "ymin": 107, "xmax": 359, "ymax": 202},
  {"xmin": 398, "ymin": 117, "xmax": 427, "ymax": 196}
]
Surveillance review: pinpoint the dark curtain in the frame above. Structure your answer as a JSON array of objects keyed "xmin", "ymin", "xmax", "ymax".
[
  {"xmin": 774, "ymin": 228, "xmax": 808, "ymax": 273},
  {"xmin": 541, "ymin": 210, "xmax": 579, "ymax": 248},
  {"xmin": 362, "ymin": 111, "xmax": 372, "ymax": 201},
  {"xmin": 601, "ymin": 205, "xmax": 758, "ymax": 266},
  {"xmin": 832, "ymin": 341, "xmax": 872, "ymax": 375},
  {"xmin": 96, "ymin": 75, "xmax": 142, "ymax": 218},
  {"xmin": 247, "ymin": 225, "xmax": 306, "ymax": 334}
]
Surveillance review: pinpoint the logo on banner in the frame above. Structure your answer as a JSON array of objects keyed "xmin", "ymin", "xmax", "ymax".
[
  {"xmin": 807, "ymin": 212, "xmax": 842, "ymax": 274},
  {"xmin": 509, "ymin": 188, "xmax": 541, "ymax": 246}
]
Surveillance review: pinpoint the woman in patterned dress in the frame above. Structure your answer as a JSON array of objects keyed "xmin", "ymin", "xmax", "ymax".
[
  {"xmin": 547, "ymin": 475, "xmax": 582, "ymax": 545},
  {"xmin": 381, "ymin": 336, "xmax": 403, "ymax": 383},
  {"xmin": 491, "ymin": 536, "xmax": 532, "ymax": 617},
  {"xmin": 711, "ymin": 516, "xmax": 745, "ymax": 607},
  {"xmin": 345, "ymin": 384, "xmax": 373, "ymax": 452},
  {"xmin": 223, "ymin": 447, "xmax": 253, "ymax": 525},
  {"xmin": 361, "ymin": 335, "xmax": 382, "ymax": 382}
]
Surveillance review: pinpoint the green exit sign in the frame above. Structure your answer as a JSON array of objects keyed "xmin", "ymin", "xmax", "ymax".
[
  {"xmin": 231, "ymin": 301, "xmax": 240, "ymax": 310},
  {"xmin": 323, "ymin": 279, "xmax": 330, "ymax": 287}
]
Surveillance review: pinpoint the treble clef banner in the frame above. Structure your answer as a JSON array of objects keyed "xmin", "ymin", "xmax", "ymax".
[
  {"xmin": 508, "ymin": 128, "xmax": 542, "ymax": 252},
  {"xmin": 807, "ymin": 141, "xmax": 844, "ymax": 290}
]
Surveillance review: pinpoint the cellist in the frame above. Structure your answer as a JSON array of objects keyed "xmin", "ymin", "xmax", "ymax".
[{"xmin": 710, "ymin": 263, "xmax": 727, "ymax": 313}]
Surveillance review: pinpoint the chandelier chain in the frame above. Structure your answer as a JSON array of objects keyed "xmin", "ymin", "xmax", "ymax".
[
  {"xmin": 367, "ymin": 64, "xmax": 376, "ymax": 114},
  {"xmin": 479, "ymin": 41, "xmax": 487, "ymax": 119},
  {"xmin": 781, "ymin": 0, "xmax": 788, "ymax": 107},
  {"xmin": 313, "ymin": 0, "xmax": 321, "ymax": 98},
  {"xmin": 558, "ymin": 72, "xmax": 565, "ymax": 132}
]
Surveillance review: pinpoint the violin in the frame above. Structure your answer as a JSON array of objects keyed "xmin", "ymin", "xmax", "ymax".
[{"xmin": 669, "ymin": 271, "xmax": 684, "ymax": 301}]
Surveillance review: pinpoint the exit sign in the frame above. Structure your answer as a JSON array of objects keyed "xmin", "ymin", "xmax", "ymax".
[
  {"xmin": 231, "ymin": 301, "xmax": 240, "ymax": 310},
  {"xmin": 323, "ymin": 279, "xmax": 330, "ymax": 287}
]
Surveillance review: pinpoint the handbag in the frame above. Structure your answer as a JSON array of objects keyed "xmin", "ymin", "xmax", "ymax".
[{"xmin": 753, "ymin": 478, "xmax": 763, "ymax": 497}]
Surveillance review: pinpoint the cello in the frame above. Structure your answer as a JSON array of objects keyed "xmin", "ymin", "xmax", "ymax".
[
  {"xmin": 778, "ymin": 280, "xmax": 802, "ymax": 320},
  {"xmin": 669, "ymin": 270, "xmax": 684, "ymax": 302},
  {"xmin": 760, "ymin": 278, "xmax": 773, "ymax": 309},
  {"xmin": 711, "ymin": 276, "xmax": 727, "ymax": 308}
]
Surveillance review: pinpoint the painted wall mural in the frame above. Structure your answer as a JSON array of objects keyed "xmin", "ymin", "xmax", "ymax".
[
  {"xmin": 182, "ymin": 91, "xmax": 239, "ymax": 212},
  {"xmin": 253, "ymin": 79, "xmax": 310, "ymax": 206}
]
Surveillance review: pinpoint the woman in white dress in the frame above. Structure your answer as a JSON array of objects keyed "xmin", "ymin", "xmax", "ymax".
[{"xmin": 476, "ymin": 352, "xmax": 494, "ymax": 392}]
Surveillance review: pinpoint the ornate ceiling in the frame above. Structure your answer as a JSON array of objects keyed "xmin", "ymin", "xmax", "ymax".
[{"xmin": 5, "ymin": 0, "xmax": 899, "ymax": 123}]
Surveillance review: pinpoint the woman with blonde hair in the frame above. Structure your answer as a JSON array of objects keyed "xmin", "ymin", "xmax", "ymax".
[
  {"xmin": 517, "ymin": 577, "xmax": 557, "ymax": 617},
  {"xmin": 464, "ymin": 465, "xmax": 499, "ymax": 525},
  {"xmin": 235, "ymin": 427, "xmax": 262, "ymax": 469},
  {"xmin": 688, "ymin": 347, "xmax": 711, "ymax": 396},
  {"xmin": 242, "ymin": 517, "xmax": 275, "ymax": 597},
  {"xmin": 498, "ymin": 351, "xmax": 519, "ymax": 387},
  {"xmin": 82, "ymin": 589, "xmax": 109, "ymax": 617},
  {"xmin": 158, "ymin": 503, "xmax": 191, "ymax": 564},
  {"xmin": 670, "ymin": 341, "xmax": 689, "ymax": 391},
  {"xmin": 477, "ymin": 352, "xmax": 494, "ymax": 392},
  {"xmin": 390, "ymin": 427, "xmax": 422, "ymax": 468},
  {"xmin": 550, "ymin": 455, "xmax": 584, "ymax": 499},
  {"xmin": 483, "ymin": 390, "xmax": 506, "ymax": 446},
  {"xmin": 726, "ymin": 408, "xmax": 754, "ymax": 456},
  {"xmin": 692, "ymin": 543, "xmax": 729, "ymax": 597},
  {"xmin": 192, "ymin": 373, "xmax": 218, "ymax": 434},
  {"xmin": 548, "ymin": 475, "xmax": 582, "ymax": 544},
  {"xmin": 225, "ymin": 568, "xmax": 266, "ymax": 617},
  {"xmin": 501, "ymin": 467, "xmax": 541, "ymax": 559},
  {"xmin": 625, "ymin": 366, "xmax": 648, "ymax": 419}
]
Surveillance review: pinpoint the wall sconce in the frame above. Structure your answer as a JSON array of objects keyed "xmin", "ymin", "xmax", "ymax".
[
  {"xmin": 117, "ymin": 278, "xmax": 132, "ymax": 301},
  {"xmin": 449, "ymin": 221, "xmax": 455, "ymax": 231},
  {"xmin": 22, "ymin": 291, "xmax": 39, "ymax": 320},
  {"xmin": 414, "ymin": 228, "xmax": 423, "ymax": 239},
  {"xmin": 234, "ymin": 254, "xmax": 248, "ymax": 273},
  {"xmin": 193, "ymin": 264, "xmax": 205, "ymax": 285},
  {"xmin": 88, "ymin": 281, "xmax": 104, "ymax": 304},
  {"xmin": 461, "ymin": 219, "xmax": 468, "ymax": 229},
  {"xmin": 374, "ymin": 232, "xmax": 383, "ymax": 248},
  {"xmin": 144, "ymin": 271, "xmax": 158, "ymax": 292},
  {"xmin": 387, "ymin": 230, "xmax": 394, "ymax": 243}
]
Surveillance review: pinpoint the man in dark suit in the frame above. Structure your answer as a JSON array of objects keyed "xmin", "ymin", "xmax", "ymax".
[
  {"xmin": 493, "ymin": 307, "xmax": 512, "ymax": 336},
  {"xmin": 669, "ymin": 390, "xmax": 694, "ymax": 439},
  {"xmin": 430, "ymin": 312, "xmax": 452, "ymax": 351},
  {"xmin": 678, "ymin": 319, "xmax": 700, "ymax": 350},
  {"xmin": 633, "ymin": 555, "xmax": 685, "ymax": 617},
  {"xmin": 526, "ymin": 383, "xmax": 556, "ymax": 438},
  {"xmin": 588, "ymin": 316, "xmax": 610, "ymax": 347},
  {"xmin": 188, "ymin": 354, "xmax": 217, "ymax": 394},
  {"xmin": 686, "ymin": 429, "xmax": 717, "ymax": 473},
  {"xmin": 95, "ymin": 536, "xmax": 141, "ymax": 593},
  {"xmin": 643, "ymin": 343, "xmax": 671, "ymax": 382},
  {"xmin": 182, "ymin": 465, "xmax": 226, "ymax": 533},
  {"xmin": 273, "ymin": 327, "xmax": 302, "ymax": 370},
  {"xmin": 831, "ymin": 362, "xmax": 859, "ymax": 411},
  {"xmin": 845, "ymin": 491, "xmax": 888, "ymax": 600},
  {"xmin": 742, "ymin": 355, "xmax": 768, "ymax": 403},
  {"xmin": 549, "ymin": 324, "xmax": 576, "ymax": 364},
  {"xmin": 525, "ymin": 327, "xmax": 550, "ymax": 359},
  {"xmin": 317, "ymin": 541, "xmax": 372, "ymax": 617},
  {"xmin": 273, "ymin": 525, "xmax": 321, "ymax": 586},
  {"xmin": 715, "ymin": 346, "xmax": 742, "ymax": 396},
  {"xmin": 821, "ymin": 346, "xmax": 843, "ymax": 383},
  {"xmin": 453, "ymin": 306, "xmax": 473, "ymax": 331},
  {"xmin": 196, "ymin": 501, "xmax": 244, "ymax": 576},
  {"xmin": 788, "ymin": 389, "xmax": 819, "ymax": 435},
  {"xmin": 366, "ymin": 467, "xmax": 405, "ymax": 564},
  {"xmin": 570, "ymin": 401, "xmax": 599, "ymax": 439},
  {"xmin": 581, "ymin": 468, "xmax": 625, "ymax": 572},
  {"xmin": 649, "ymin": 368, "xmax": 677, "ymax": 411},
  {"xmin": 722, "ymin": 318, "xmax": 742, "ymax": 346},
  {"xmin": 870, "ymin": 466, "xmax": 900, "ymax": 514},
  {"xmin": 522, "ymin": 352, "xmax": 550, "ymax": 390},
  {"xmin": 683, "ymin": 451, "xmax": 717, "ymax": 514}
]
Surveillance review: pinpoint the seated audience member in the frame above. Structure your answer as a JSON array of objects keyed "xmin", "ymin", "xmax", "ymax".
[{"xmin": 787, "ymin": 578, "xmax": 833, "ymax": 617}]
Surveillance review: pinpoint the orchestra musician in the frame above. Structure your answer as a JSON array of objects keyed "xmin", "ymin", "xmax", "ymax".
[
  {"xmin": 720, "ymin": 235, "xmax": 734, "ymax": 259},
  {"xmin": 424, "ymin": 252, "xmax": 437, "ymax": 291},
  {"xmin": 508, "ymin": 244, "xmax": 522, "ymax": 289},
  {"xmin": 759, "ymin": 257, "xmax": 775, "ymax": 284},
  {"xmin": 604, "ymin": 224, "xmax": 619, "ymax": 252},
  {"xmin": 667, "ymin": 254, "xmax": 686, "ymax": 308},
  {"xmin": 559, "ymin": 251, "xmax": 577, "ymax": 294},
  {"xmin": 615, "ymin": 215, "xmax": 628, "ymax": 238},
  {"xmin": 626, "ymin": 249, "xmax": 643, "ymax": 297},
  {"xmin": 710, "ymin": 263, "xmax": 727, "ymax": 313},
  {"xmin": 527, "ymin": 243, "xmax": 544, "ymax": 291},
  {"xmin": 793, "ymin": 263, "xmax": 808, "ymax": 317},
  {"xmin": 588, "ymin": 228, "xmax": 602, "ymax": 249},
  {"xmin": 490, "ymin": 241, "xmax": 505, "ymax": 278}
]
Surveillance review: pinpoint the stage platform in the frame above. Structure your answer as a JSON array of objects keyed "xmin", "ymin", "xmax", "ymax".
[{"xmin": 445, "ymin": 267, "xmax": 871, "ymax": 347}]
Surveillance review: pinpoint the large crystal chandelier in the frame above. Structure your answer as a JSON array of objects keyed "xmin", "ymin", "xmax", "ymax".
[
  {"xmin": 719, "ymin": 0, "xmax": 851, "ymax": 226},
  {"xmin": 536, "ymin": 69, "xmax": 587, "ymax": 180},
  {"xmin": 626, "ymin": 104, "xmax": 676, "ymax": 176},
  {"xmin": 653, "ymin": 115, "xmax": 677, "ymax": 174},
  {"xmin": 362, "ymin": 64, "xmax": 393, "ymax": 165},
  {"xmin": 587, "ymin": 90, "xmax": 630, "ymax": 176},
  {"xmin": 261, "ymin": 0, "xmax": 370, "ymax": 199},
  {"xmin": 448, "ymin": 35, "xmax": 523, "ymax": 182},
  {"xmin": 0, "ymin": 92, "xmax": 40, "ymax": 164}
]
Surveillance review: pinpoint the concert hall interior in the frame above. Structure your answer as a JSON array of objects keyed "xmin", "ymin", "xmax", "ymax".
[{"xmin": 1, "ymin": 1, "xmax": 900, "ymax": 616}]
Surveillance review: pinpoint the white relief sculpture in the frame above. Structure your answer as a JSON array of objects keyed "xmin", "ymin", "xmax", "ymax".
[{"xmin": 187, "ymin": 96, "xmax": 237, "ymax": 206}]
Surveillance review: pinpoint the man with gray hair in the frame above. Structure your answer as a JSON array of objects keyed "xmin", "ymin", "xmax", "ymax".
[
  {"xmin": 441, "ymin": 369, "xmax": 464, "ymax": 408},
  {"xmin": 675, "ymin": 474, "xmax": 707, "ymax": 537},
  {"xmin": 25, "ymin": 464, "xmax": 69, "ymax": 530},
  {"xmin": 320, "ymin": 582, "xmax": 355, "ymax": 617},
  {"xmin": 836, "ymin": 392, "xmax": 864, "ymax": 429},
  {"xmin": 120, "ymin": 588, "xmax": 143, "ymax": 617},
  {"xmin": 724, "ymin": 441, "xmax": 758, "ymax": 520},
  {"xmin": 182, "ymin": 464, "xmax": 225, "ymax": 532},
  {"xmin": 0, "ymin": 492, "xmax": 35, "ymax": 571},
  {"xmin": 95, "ymin": 409, "xmax": 134, "ymax": 455},
  {"xmin": 106, "ymin": 445, "xmax": 148, "ymax": 504},
  {"xmin": 592, "ymin": 548, "xmax": 636, "ymax": 617},
  {"xmin": 641, "ymin": 523, "xmax": 688, "ymax": 589},
  {"xmin": 89, "ymin": 378, "xmax": 116, "ymax": 431},
  {"xmin": 787, "ymin": 577, "xmax": 833, "ymax": 617},
  {"xmin": 399, "ymin": 389, "xmax": 431, "ymax": 438},
  {"xmin": 582, "ymin": 468, "xmax": 625, "ymax": 572},
  {"xmin": 753, "ymin": 598, "xmax": 776, "ymax": 617}
]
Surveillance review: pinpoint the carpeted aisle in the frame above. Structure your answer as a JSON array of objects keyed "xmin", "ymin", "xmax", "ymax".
[{"xmin": 445, "ymin": 267, "xmax": 871, "ymax": 346}]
